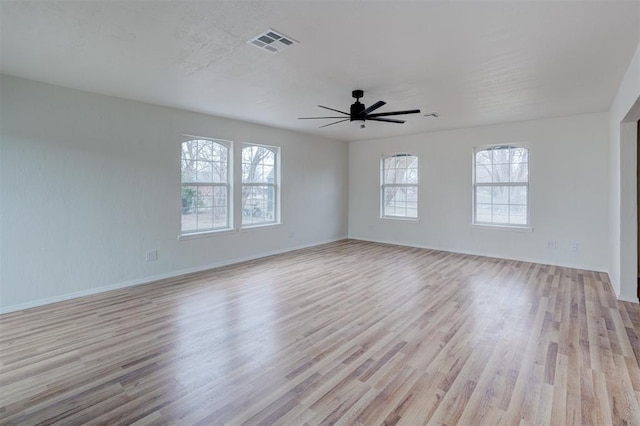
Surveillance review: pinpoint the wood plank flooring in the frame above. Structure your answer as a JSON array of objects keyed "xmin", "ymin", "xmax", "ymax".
[{"xmin": 1, "ymin": 239, "xmax": 639, "ymax": 425}]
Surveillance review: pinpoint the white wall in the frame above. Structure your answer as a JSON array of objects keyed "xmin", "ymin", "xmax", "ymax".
[
  {"xmin": 0, "ymin": 75, "xmax": 349, "ymax": 312},
  {"xmin": 609, "ymin": 41, "xmax": 640, "ymax": 302},
  {"xmin": 349, "ymin": 113, "xmax": 610, "ymax": 272}
]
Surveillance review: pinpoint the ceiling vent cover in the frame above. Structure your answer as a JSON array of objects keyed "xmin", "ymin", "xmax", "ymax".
[{"xmin": 248, "ymin": 29, "xmax": 298, "ymax": 54}]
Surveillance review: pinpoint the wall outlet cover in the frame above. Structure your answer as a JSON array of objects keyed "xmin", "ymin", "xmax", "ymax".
[{"xmin": 146, "ymin": 250, "xmax": 158, "ymax": 262}]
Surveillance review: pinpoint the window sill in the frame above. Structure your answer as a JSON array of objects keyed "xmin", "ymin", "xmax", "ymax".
[
  {"xmin": 470, "ymin": 223, "xmax": 533, "ymax": 232},
  {"xmin": 178, "ymin": 228, "xmax": 236, "ymax": 241},
  {"xmin": 240, "ymin": 222, "xmax": 282, "ymax": 232},
  {"xmin": 380, "ymin": 217, "xmax": 420, "ymax": 223}
]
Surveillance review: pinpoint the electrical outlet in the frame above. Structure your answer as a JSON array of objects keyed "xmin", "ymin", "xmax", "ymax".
[
  {"xmin": 288, "ymin": 231, "xmax": 296, "ymax": 239},
  {"xmin": 146, "ymin": 250, "xmax": 158, "ymax": 262},
  {"xmin": 570, "ymin": 242, "xmax": 579, "ymax": 252},
  {"xmin": 547, "ymin": 240, "xmax": 557, "ymax": 249}
]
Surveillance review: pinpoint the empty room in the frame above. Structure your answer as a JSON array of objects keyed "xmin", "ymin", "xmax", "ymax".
[{"xmin": 1, "ymin": 1, "xmax": 640, "ymax": 424}]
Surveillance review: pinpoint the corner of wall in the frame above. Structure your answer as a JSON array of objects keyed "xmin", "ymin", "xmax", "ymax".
[{"xmin": 608, "ymin": 40, "xmax": 640, "ymax": 302}]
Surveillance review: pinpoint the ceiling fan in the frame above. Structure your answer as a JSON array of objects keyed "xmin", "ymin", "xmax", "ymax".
[{"xmin": 299, "ymin": 90, "xmax": 421, "ymax": 128}]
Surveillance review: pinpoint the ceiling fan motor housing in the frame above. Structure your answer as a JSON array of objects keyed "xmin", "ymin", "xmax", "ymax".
[{"xmin": 350, "ymin": 101, "xmax": 365, "ymax": 121}]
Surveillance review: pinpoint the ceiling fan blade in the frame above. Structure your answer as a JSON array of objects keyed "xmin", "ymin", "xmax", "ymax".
[
  {"xmin": 318, "ymin": 105, "xmax": 349, "ymax": 115},
  {"xmin": 362, "ymin": 101, "xmax": 386, "ymax": 115},
  {"xmin": 367, "ymin": 117, "xmax": 405, "ymax": 124},
  {"xmin": 319, "ymin": 119, "xmax": 350, "ymax": 128},
  {"xmin": 299, "ymin": 116, "xmax": 347, "ymax": 119},
  {"xmin": 367, "ymin": 109, "xmax": 421, "ymax": 118}
]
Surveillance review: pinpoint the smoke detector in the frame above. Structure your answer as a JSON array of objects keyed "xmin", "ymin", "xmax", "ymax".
[{"xmin": 248, "ymin": 29, "xmax": 298, "ymax": 54}]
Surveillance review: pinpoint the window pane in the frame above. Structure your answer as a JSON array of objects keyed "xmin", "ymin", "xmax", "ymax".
[
  {"xmin": 386, "ymin": 168, "xmax": 401, "ymax": 184},
  {"xmin": 382, "ymin": 185, "xmax": 417, "ymax": 218},
  {"xmin": 405, "ymin": 186, "xmax": 418, "ymax": 218},
  {"xmin": 212, "ymin": 186, "xmax": 228, "ymax": 228},
  {"xmin": 406, "ymin": 201, "xmax": 418, "ymax": 219},
  {"xmin": 473, "ymin": 146, "xmax": 529, "ymax": 226},
  {"xmin": 492, "ymin": 186, "xmax": 509, "ymax": 204},
  {"xmin": 510, "ymin": 205, "xmax": 527, "ymax": 225},
  {"xmin": 383, "ymin": 187, "xmax": 395, "ymax": 216},
  {"xmin": 182, "ymin": 140, "xmax": 198, "ymax": 160},
  {"xmin": 492, "ymin": 147, "xmax": 510, "ymax": 164},
  {"xmin": 197, "ymin": 186, "xmax": 214, "ymax": 209},
  {"xmin": 242, "ymin": 146, "xmax": 275, "ymax": 183},
  {"xmin": 182, "ymin": 159, "xmax": 195, "ymax": 182},
  {"xmin": 492, "ymin": 204, "xmax": 509, "ymax": 224},
  {"xmin": 383, "ymin": 186, "xmax": 399, "ymax": 216},
  {"xmin": 211, "ymin": 161, "xmax": 227, "ymax": 183},
  {"xmin": 475, "ymin": 165, "xmax": 492, "ymax": 183},
  {"xmin": 242, "ymin": 185, "xmax": 276, "ymax": 226},
  {"xmin": 213, "ymin": 206, "xmax": 227, "ymax": 228},
  {"xmin": 196, "ymin": 161, "xmax": 213, "ymax": 183},
  {"xmin": 475, "ymin": 150, "xmax": 491, "ymax": 166},
  {"xmin": 384, "ymin": 156, "xmax": 395, "ymax": 172},
  {"xmin": 241, "ymin": 144, "xmax": 278, "ymax": 228},
  {"xmin": 492, "ymin": 164, "xmax": 510, "ymax": 182},
  {"xmin": 182, "ymin": 139, "xmax": 229, "ymax": 184},
  {"xmin": 242, "ymin": 163, "xmax": 251, "ymax": 181},
  {"xmin": 181, "ymin": 185, "xmax": 198, "ymax": 231},
  {"xmin": 196, "ymin": 208, "xmax": 214, "ymax": 230},
  {"xmin": 212, "ymin": 186, "xmax": 227, "ymax": 207},
  {"xmin": 384, "ymin": 167, "xmax": 394, "ymax": 184},
  {"xmin": 381, "ymin": 154, "xmax": 418, "ymax": 219},
  {"xmin": 181, "ymin": 138, "xmax": 231, "ymax": 233},
  {"xmin": 383, "ymin": 154, "xmax": 417, "ymax": 185},
  {"xmin": 476, "ymin": 204, "xmax": 492, "ymax": 223},
  {"xmin": 511, "ymin": 148, "xmax": 528, "ymax": 164},
  {"xmin": 476, "ymin": 186, "xmax": 492, "ymax": 204},
  {"xmin": 182, "ymin": 214, "xmax": 197, "ymax": 232},
  {"xmin": 406, "ymin": 167, "xmax": 418, "ymax": 184},
  {"xmin": 510, "ymin": 186, "xmax": 527, "ymax": 205},
  {"xmin": 511, "ymin": 162, "xmax": 528, "ymax": 183},
  {"xmin": 211, "ymin": 142, "xmax": 226, "ymax": 161}
]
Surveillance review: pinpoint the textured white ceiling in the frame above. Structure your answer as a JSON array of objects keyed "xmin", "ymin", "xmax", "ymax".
[{"xmin": 1, "ymin": 1, "xmax": 639, "ymax": 141}]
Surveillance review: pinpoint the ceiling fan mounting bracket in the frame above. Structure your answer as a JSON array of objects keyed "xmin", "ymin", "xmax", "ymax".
[{"xmin": 352, "ymin": 89, "xmax": 364, "ymax": 100}]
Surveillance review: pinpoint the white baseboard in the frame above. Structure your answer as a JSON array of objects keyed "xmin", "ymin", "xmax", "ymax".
[
  {"xmin": 0, "ymin": 237, "xmax": 347, "ymax": 315},
  {"xmin": 618, "ymin": 295, "xmax": 639, "ymax": 303},
  {"xmin": 350, "ymin": 236, "xmax": 633, "ymax": 300},
  {"xmin": 347, "ymin": 236, "xmax": 610, "ymax": 273}
]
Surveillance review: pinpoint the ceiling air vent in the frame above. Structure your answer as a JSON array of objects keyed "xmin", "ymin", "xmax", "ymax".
[{"xmin": 247, "ymin": 29, "xmax": 298, "ymax": 54}]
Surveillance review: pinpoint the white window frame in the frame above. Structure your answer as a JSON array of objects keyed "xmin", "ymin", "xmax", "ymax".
[
  {"xmin": 380, "ymin": 153, "xmax": 419, "ymax": 220},
  {"xmin": 472, "ymin": 144, "xmax": 530, "ymax": 228},
  {"xmin": 241, "ymin": 143, "xmax": 280, "ymax": 228},
  {"xmin": 180, "ymin": 135, "xmax": 232, "ymax": 235}
]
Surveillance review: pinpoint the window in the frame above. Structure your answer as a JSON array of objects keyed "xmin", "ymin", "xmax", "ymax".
[
  {"xmin": 473, "ymin": 145, "xmax": 529, "ymax": 226},
  {"xmin": 242, "ymin": 144, "xmax": 279, "ymax": 227},
  {"xmin": 381, "ymin": 154, "xmax": 418, "ymax": 219},
  {"xmin": 181, "ymin": 137, "xmax": 231, "ymax": 234}
]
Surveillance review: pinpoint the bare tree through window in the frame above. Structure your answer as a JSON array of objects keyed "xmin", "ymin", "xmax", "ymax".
[
  {"xmin": 381, "ymin": 154, "xmax": 418, "ymax": 219},
  {"xmin": 474, "ymin": 146, "xmax": 529, "ymax": 226},
  {"xmin": 242, "ymin": 144, "xmax": 278, "ymax": 226},
  {"xmin": 181, "ymin": 138, "xmax": 230, "ymax": 233}
]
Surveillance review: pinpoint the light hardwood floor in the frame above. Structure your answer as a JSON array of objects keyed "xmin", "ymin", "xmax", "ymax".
[{"xmin": 1, "ymin": 240, "xmax": 639, "ymax": 425}]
